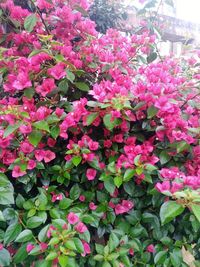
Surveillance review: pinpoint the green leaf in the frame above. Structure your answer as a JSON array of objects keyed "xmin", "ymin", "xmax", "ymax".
[
  {"xmin": 4, "ymin": 223, "xmax": 22, "ymax": 245},
  {"xmin": 72, "ymin": 156, "xmax": 82, "ymax": 166},
  {"xmin": 160, "ymin": 201, "xmax": 185, "ymax": 225},
  {"xmin": 15, "ymin": 229, "xmax": 33, "ymax": 242},
  {"xmin": 58, "ymin": 255, "xmax": 69, "ymax": 267},
  {"xmin": 102, "ymin": 262, "xmax": 112, "ymax": 267},
  {"xmin": 124, "ymin": 169, "xmax": 135, "ymax": 182},
  {"xmin": 65, "ymin": 240, "xmax": 76, "ymax": 250},
  {"xmin": 154, "ymin": 251, "xmax": 167, "ymax": 265},
  {"xmin": 104, "ymin": 178, "xmax": 115, "ymax": 195},
  {"xmin": 70, "ymin": 184, "xmax": 81, "ymax": 200},
  {"xmin": 170, "ymin": 248, "xmax": 182, "ymax": 267},
  {"xmin": 177, "ymin": 141, "xmax": 190, "ymax": 153},
  {"xmin": 59, "ymin": 198, "xmax": 73, "ymax": 209},
  {"xmin": 58, "ymin": 79, "xmax": 69, "ymax": 93},
  {"xmin": 26, "ymin": 216, "xmax": 44, "ymax": 229},
  {"xmin": 28, "ymin": 131, "xmax": 43, "ymax": 147},
  {"xmin": 24, "ymin": 88, "xmax": 35, "ymax": 99},
  {"xmin": 0, "ymin": 211, "xmax": 5, "ymax": 222},
  {"xmin": 191, "ymin": 204, "xmax": 200, "ymax": 223},
  {"xmin": 33, "ymin": 121, "xmax": 50, "ymax": 132},
  {"xmin": 3, "ymin": 123, "xmax": 21, "ymax": 138},
  {"xmin": 147, "ymin": 52, "xmax": 157, "ymax": 63},
  {"xmin": 24, "ymin": 14, "xmax": 37, "ymax": 32},
  {"xmin": 50, "ymin": 125, "xmax": 60, "ymax": 139},
  {"xmin": 38, "ymin": 224, "xmax": 50, "ymax": 242},
  {"xmin": 75, "ymin": 82, "xmax": 90, "ymax": 92},
  {"xmin": 13, "ymin": 244, "xmax": 28, "ymax": 264},
  {"xmin": 86, "ymin": 112, "xmax": 99, "ymax": 126},
  {"xmin": 46, "ymin": 251, "xmax": 58, "ymax": 261},
  {"xmin": 66, "ymin": 69, "xmax": 75, "ymax": 83},
  {"xmin": 103, "ymin": 114, "xmax": 121, "ymax": 131},
  {"xmin": 0, "ymin": 173, "xmax": 14, "ymax": 205},
  {"xmin": 72, "ymin": 238, "xmax": 84, "ymax": 253},
  {"xmin": 0, "ymin": 248, "xmax": 11, "ymax": 266},
  {"xmin": 147, "ymin": 105, "xmax": 158, "ymax": 119},
  {"xmin": 159, "ymin": 151, "xmax": 171, "ymax": 165},
  {"xmin": 114, "ymin": 176, "xmax": 122, "ymax": 188},
  {"xmin": 108, "ymin": 233, "xmax": 120, "ymax": 252}
]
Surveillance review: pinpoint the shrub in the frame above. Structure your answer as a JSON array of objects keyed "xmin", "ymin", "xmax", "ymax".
[{"xmin": 0, "ymin": 0, "xmax": 200, "ymax": 266}]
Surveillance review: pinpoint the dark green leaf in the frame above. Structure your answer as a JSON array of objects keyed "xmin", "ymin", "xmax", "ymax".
[
  {"xmin": 0, "ymin": 173, "xmax": 14, "ymax": 205},
  {"xmin": 147, "ymin": 52, "xmax": 157, "ymax": 63},
  {"xmin": 147, "ymin": 105, "xmax": 158, "ymax": 119},
  {"xmin": 33, "ymin": 121, "xmax": 50, "ymax": 132},
  {"xmin": 4, "ymin": 223, "xmax": 22, "ymax": 245},
  {"xmin": 86, "ymin": 112, "xmax": 99, "ymax": 126},
  {"xmin": 160, "ymin": 201, "xmax": 184, "ymax": 225},
  {"xmin": 154, "ymin": 251, "xmax": 167, "ymax": 265},
  {"xmin": 24, "ymin": 14, "xmax": 37, "ymax": 32},
  {"xmin": 3, "ymin": 123, "xmax": 21, "ymax": 138},
  {"xmin": 28, "ymin": 131, "xmax": 43, "ymax": 147},
  {"xmin": 26, "ymin": 216, "xmax": 44, "ymax": 229},
  {"xmin": 15, "ymin": 229, "xmax": 33, "ymax": 242},
  {"xmin": 75, "ymin": 82, "xmax": 90, "ymax": 92},
  {"xmin": 70, "ymin": 184, "xmax": 81, "ymax": 200},
  {"xmin": 191, "ymin": 204, "xmax": 200, "ymax": 223},
  {"xmin": 0, "ymin": 248, "xmax": 11, "ymax": 266}
]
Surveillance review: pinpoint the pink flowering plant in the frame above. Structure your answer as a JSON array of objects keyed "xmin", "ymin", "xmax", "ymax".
[{"xmin": 0, "ymin": 0, "xmax": 200, "ymax": 266}]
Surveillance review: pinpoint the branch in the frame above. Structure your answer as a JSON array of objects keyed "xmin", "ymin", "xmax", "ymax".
[{"xmin": 30, "ymin": 0, "xmax": 51, "ymax": 35}]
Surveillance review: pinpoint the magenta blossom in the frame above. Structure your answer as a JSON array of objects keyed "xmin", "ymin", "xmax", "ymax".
[
  {"xmin": 67, "ymin": 212, "xmax": 79, "ymax": 224},
  {"xmin": 86, "ymin": 168, "xmax": 97, "ymax": 180},
  {"xmin": 75, "ymin": 222, "xmax": 88, "ymax": 233}
]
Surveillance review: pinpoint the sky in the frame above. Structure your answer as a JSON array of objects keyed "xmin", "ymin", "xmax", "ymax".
[
  {"xmin": 176, "ymin": 0, "xmax": 200, "ymax": 23},
  {"xmin": 126, "ymin": 0, "xmax": 200, "ymax": 24}
]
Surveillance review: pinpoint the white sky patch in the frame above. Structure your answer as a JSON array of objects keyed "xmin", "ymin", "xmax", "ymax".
[{"xmin": 176, "ymin": 0, "xmax": 200, "ymax": 23}]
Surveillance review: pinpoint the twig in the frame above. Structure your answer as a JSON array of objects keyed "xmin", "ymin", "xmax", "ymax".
[
  {"xmin": 30, "ymin": 0, "xmax": 51, "ymax": 35},
  {"xmin": 180, "ymin": 92, "xmax": 200, "ymax": 109}
]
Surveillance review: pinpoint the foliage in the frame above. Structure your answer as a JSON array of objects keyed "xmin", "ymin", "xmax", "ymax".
[{"xmin": 0, "ymin": 0, "xmax": 200, "ymax": 266}]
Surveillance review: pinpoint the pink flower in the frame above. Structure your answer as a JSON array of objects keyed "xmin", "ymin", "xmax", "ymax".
[
  {"xmin": 115, "ymin": 200, "xmax": 134, "ymax": 215},
  {"xmin": 0, "ymin": 244, "xmax": 3, "ymax": 251},
  {"xmin": 129, "ymin": 248, "xmax": 134, "ymax": 256},
  {"xmin": 79, "ymin": 195, "xmax": 86, "ymax": 202},
  {"xmin": 47, "ymin": 225, "xmax": 56, "ymax": 238},
  {"xmin": 155, "ymin": 181, "xmax": 170, "ymax": 193},
  {"xmin": 34, "ymin": 150, "xmax": 45, "ymax": 161},
  {"xmin": 88, "ymin": 140, "xmax": 99, "ymax": 151},
  {"xmin": 47, "ymin": 63, "xmax": 66, "ymax": 80},
  {"xmin": 27, "ymin": 160, "xmax": 36, "ymax": 170},
  {"xmin": 75, "ymin": 222, "xmax": 87, "ymax": 233},
  {"xmin": 47, "ymin": 138, "xmax": 56, "ymax": 147},
  {"xmin": 43, "ymin": 150, "xmax": 56, "ymax": 163},
  {"xmin": 26, "ymin": 244, "xmax": 35, "ymax": 253},
  {"xmin": 19, "ymin": 124, "xmax": 32, "ymax": 134},
  {"xmin": 36, "ymin": 78, "xmax": 56, "ymax": 97},
  {"xmin": 40, "ymin": 242, "xmax": 48, "ymax": 251},
  {"xmin": 146, "ymin": 244, "xmax": 155, "ymax": 253},
  {"xmin": 67, "ymin": 212, "xmax": 79, "ymax": 224},
  {"xmin": 51, "ymin": 193, "xmax": 63, "ymax": 202},
  {"xmin": 12, "ymin": 166, "xmax": 26, "ymax": 178},
  {"xmin": 89, "ymin": 202, "xmax": 97, "ymax": 210},
  {"xmin": 20, "ymin": 141, "xmax": 34, "ymax": 154},
  {"xmin": 86, "ymin": 168, "xmax": 97, "ymax": 180},
  {"xmin": 81, "ymin": 241, "xmax": 91, "ymax": 256}
]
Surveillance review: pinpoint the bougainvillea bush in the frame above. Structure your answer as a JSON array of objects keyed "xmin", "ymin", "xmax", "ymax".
[{"xmin": 0, "ymin": 0, "xmax": 200, "ymax": 266}]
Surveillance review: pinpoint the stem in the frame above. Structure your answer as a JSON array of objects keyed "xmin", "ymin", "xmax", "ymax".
[
  {"xmin": 18, "ymin": 217, "xmax": 40, "ymax": 244},
  {"xmin": 180, "ymin": 92, "xmax": 200, "ymax": 109},
  {"xmin": 30, "ymin": 0, "xmax": 51, "ymax": 35}
]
